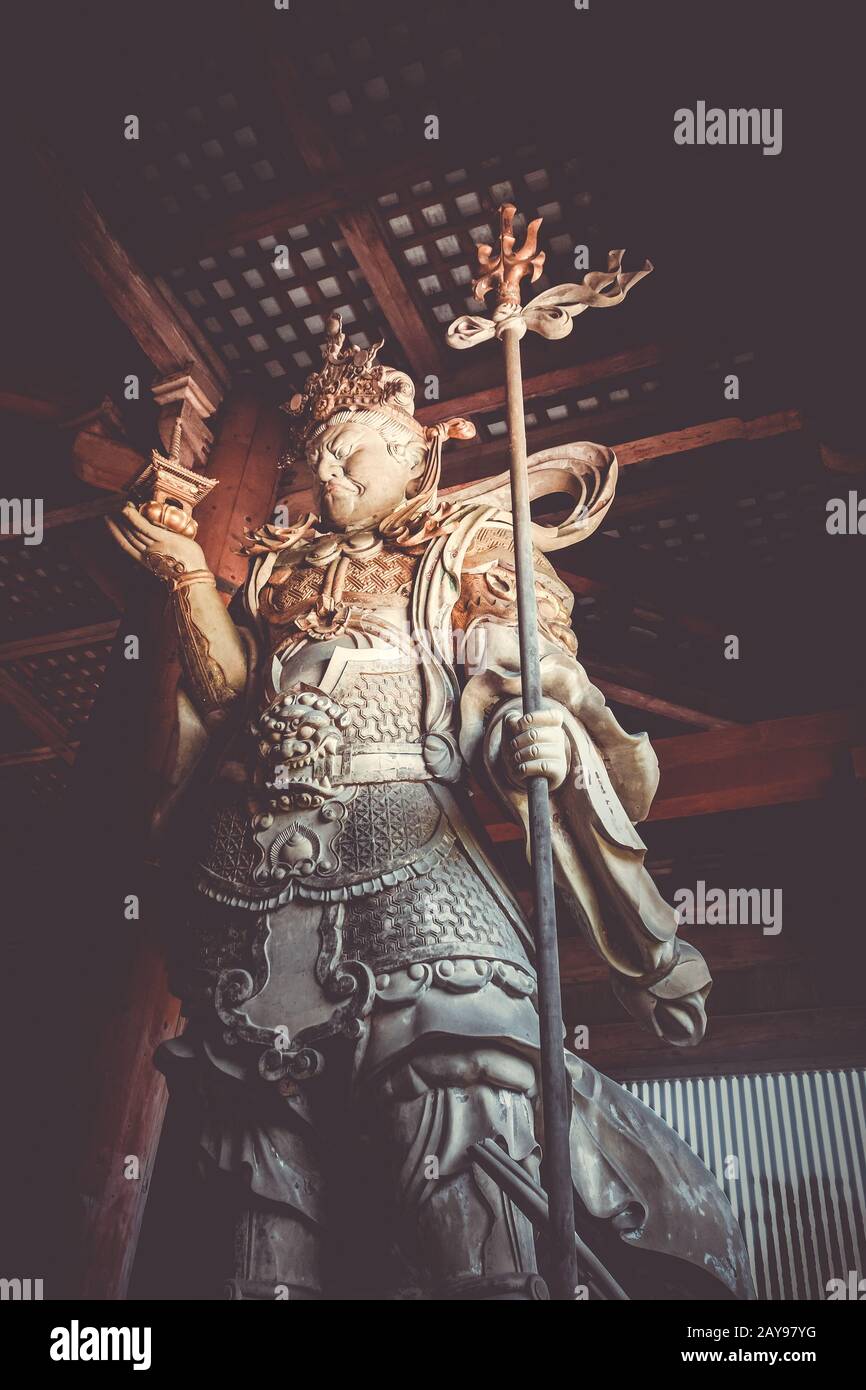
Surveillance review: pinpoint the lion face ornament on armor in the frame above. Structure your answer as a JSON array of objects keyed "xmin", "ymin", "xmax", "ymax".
[{"xmin": 252, "ymin": 686, "xmax": 352, "ymax": 810}]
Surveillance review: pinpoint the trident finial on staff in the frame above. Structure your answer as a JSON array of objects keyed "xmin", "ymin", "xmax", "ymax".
[
  {"xmin": 450, "ymin": 210, "xmax": 653, "ymax": 346},
  {"xmin": 473, "ymin": 203, "xmax": 546, "ymax": 307},
  {"xmin": 446, "ymin": 207, "xmax": 651, "ymax": 1303}
]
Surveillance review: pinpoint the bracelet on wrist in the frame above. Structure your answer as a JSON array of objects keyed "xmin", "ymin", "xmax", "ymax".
[{"xmin": 171, "ymin": 569, "xmax": 216, "ymax": 592}]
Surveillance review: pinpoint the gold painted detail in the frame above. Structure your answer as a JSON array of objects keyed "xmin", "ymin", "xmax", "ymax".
[
  {"xmin": 453, "ymin": 543, "xmax": 578, "ymax": 657},
  {"xmin": 284, "ymin": 313, "xmax": 424, "ymax": 448},
  {"xmin": 262, "ymin": 544, "xmax": 420, "ymax": 637},
  {"xmin": 133, "ymin": 418, "xmax": 218, "ymax": 539},
  {"xmin": 472, "ymin": 203, "xmax": 545, "ymax": 309}
]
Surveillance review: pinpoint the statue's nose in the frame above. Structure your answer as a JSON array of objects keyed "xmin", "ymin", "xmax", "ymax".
[{"xmin": 317, "ymin": 458, "xmax": 342, "ymax": 482}]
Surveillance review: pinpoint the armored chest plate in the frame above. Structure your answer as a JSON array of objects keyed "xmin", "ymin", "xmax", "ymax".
[{"xmin": 260, "ymin": 542, "xmax": 420, "ymax": 642}]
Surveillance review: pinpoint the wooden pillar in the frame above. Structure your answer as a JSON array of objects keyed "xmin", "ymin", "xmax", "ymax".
[{"xmin": 74, "ymin": 384, "xmax": 281, "ymax": 1299}]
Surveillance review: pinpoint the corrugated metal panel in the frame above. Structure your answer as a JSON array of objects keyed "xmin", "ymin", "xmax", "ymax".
[{"xmin": 622, "ymin": 1069, "xmax": 866, "ymax": 1300}]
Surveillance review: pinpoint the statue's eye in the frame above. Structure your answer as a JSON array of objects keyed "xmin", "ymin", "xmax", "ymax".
[{"xmin": 297, "ymin": 723, "xmax": 317, "ymax": 739}]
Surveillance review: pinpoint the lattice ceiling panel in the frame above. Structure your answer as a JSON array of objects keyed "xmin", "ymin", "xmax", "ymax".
[
  {"xmin": 167, "ymin": 215, "xmax": 414, "ymax": 394},
  {"xmin": 0, "ymin": 537, "xmax": 118, "ymax": 643},
  {"xmin": 296, "ymin": 0, "xmax": 509, "ymax": 165},
  {"xmin": 374, "ymin": 153, "xmax": 606, "ymax": 338},
  {"xmin": 605, "ymin": 433, "xmax": 822, "ymax": 569},
  {"xmin": 0, "ymin": 756, "xmax": 72, "ymax": 818},
  {"xmin": 462, "ymin": 347, "xmax": 765, "ymax": 463},
  {"xmin": 603, "ymin": 481, "xmax": 821, "ymax": 569},
  {"xmin": 569, "ymin": 587, "xmax": 716, "ymax": 669},
  {"xmin": 6, "ymin": 641, "xmax": 115, "ymax": 741},
  {"xmin": 470, "ymin": 364, "xmax": 659, "ymax": 452},
  {"xmin": 82, "ymin": 55, "xmax": 309, "ymax": 241}
]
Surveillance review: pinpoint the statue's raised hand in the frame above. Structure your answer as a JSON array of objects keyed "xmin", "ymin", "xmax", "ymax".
[
  {"xmin": 503, "ymin": 707, "xmax": 570, "ymax": 791},
  {"xmin": 106, "ymin": 502, "xmax": 210, "ymax": 584}
]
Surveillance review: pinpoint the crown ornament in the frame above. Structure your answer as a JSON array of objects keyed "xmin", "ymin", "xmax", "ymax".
[{"xmin": 282, "ymin": 312, "xmax": 425, "ymax": 446}]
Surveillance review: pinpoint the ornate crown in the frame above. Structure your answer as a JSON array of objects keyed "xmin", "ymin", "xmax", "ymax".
[{"xmin": 281, "ymin": 312, "xmax": 426, "ymax": 452}]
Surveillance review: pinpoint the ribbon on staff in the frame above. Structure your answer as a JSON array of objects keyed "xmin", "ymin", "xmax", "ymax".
[{"xmin": 447, "ymin": 250, "xmax": 653, "ymax": 349}]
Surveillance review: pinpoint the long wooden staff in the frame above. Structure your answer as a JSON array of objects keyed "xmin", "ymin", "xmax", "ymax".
[{"xmin": 447, "ymin": 205, "xmax": 652, "ymax": 1300}]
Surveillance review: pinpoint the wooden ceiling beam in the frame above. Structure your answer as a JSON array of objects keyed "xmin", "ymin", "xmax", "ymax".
[
  {"xmin": 417, "ymin": 345, "xmax": 664, "ymax": 426},
  {"xmin": 29, "ymin": 144, "xmax": 230, "ymax": 410},
  {"xmin": 0, "ymin": 621, "xmax": 120, "ymax": 663},
  {"xmin": 616, "ymin": 409, "xmax": 803, "ymax": 469},
  {"xmin": 650, "ymin": 708, "xmax": 863, "ymax": 819},
  {"xmin": 582, "ymin": 655, "xmax": 741, "ymax": 728},
  {"xmin": 588, "ymin": 677, "xmax": 739, "ymax": 731},
  {"xmin": 267, "ymin": 57, "xmax": 443, "ymax": 378},
  {"xmin": 559, "ymin": 922, "xmax": 798, "ymax": 986},
  {"xmin": 655, "ymin": 707, "xmax": 861, "ymax": 769},
  {"xmin": 0, "ymin": 391, "xmax": 69, "ymax": 422},
  {"xmin": 339, "ymin": 204, "xmax": 444, "ymax": 377},
  {"xmin": 0, "ymin": 743, "xmax": 80, "ymax": 768},
  {"xmin": 71, "ymin": 419, "xmax": 148, "ymax": 495},
  {"xmin": 477, "ymin": 709, "xmax": 864, "ymax": 836},
  {"xmin": 580, "ymin": 1006, "xmax": 866, "ymax": 1080},
  {"xmin": 0, "ymin": 496, "xmax": 118, "ymax": 543},
  {"xmin": 441, "ymin": 407, "xmax": 804, "ymax": 490},
  {"xmin": 0, "ymin": 668, "xmax": 79, "ymax": 763}
]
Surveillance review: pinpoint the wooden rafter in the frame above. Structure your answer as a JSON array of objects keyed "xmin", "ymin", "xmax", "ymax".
[
  {"xmin": 582, "ymin": 656, "xmax": 741, "ymax": 730},
  {"xmin": 0, "ymin": 497, "xmax": 118, "ymax": 543},
  {"xmin": 588, "ymin": 677, "xmax": 738, "ymax": 731},
  {"xmin": 582, "ymin": 1007, "xmax": 866, "ymax": 1080},
  {"xmin": 479, "ymin": 709, "xmax": 865, "ymax": 838},
  {"xmin": 559, "ymin": 922, "xmax": 798, "ymax": 986},
  {"xmin": 416, "ymin": 346, "xmax": 663, "ymax": 426},
  {"xmin": 0, "ymin": 743, "xmax": 80, "ymax": 768},
  {"xmin": 0, "ymin": 391, "xmax": 69, "ymax": 422},
  {"xmin": 30, "ymin": 144, "xmax": 230, "ymax": 410},
  {"xmin": 557, "ymin": 569, "xmax": 726, "ymax": 642},
  {"xmin": 441, "ymin": 407, "xmax": 804, "ymax": 489},
  {"xmin": 648, "ymin": 708, "xmax": 865, "ymax": 820},
  {"xmin": 0, "ymin": 621, "xmax": 120, "ymax": 663},
  {"xmin": 616, "ymin": 409, "xmax": 803, "ymax": 469}
]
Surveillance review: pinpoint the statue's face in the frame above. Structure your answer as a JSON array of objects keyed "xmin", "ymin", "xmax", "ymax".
[{"xmin": 305, "ymin": 419, "xmax": 423, "ymax": 530}]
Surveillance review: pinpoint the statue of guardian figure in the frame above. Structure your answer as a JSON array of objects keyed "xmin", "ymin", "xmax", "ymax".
[{"xmin": 109, "ymin": 314, "xmax": 754, "ymax": 1302}]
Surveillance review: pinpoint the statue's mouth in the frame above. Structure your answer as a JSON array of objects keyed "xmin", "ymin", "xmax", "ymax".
[{"xmin": 324, "ymin": 477, "xmax": 363, "ymax": 498}]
